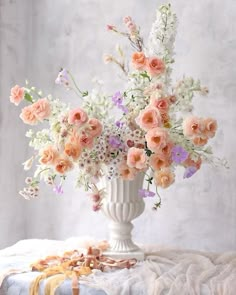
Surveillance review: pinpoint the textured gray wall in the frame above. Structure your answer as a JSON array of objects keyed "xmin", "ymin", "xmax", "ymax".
[{"xmin": 0, "ymin": 0, "xmax": 235, "ymax": 251}]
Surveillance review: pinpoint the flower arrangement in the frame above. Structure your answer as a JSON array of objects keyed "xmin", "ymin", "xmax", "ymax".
[{"xmin": 10, "ymin": 4, "xmax": 226, "ymax": 210}]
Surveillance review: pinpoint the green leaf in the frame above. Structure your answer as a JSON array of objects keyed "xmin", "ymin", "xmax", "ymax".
[
  {"xmin": 82, "ymin": 91, "xmax": 88, "ymax": 97},
  {"xmin": 140, "ymin": 72, "xmax": 151, "ymax": 81},
  {"xmin": 24, "ymin": 92, "xmax": 33, "ymax": 103}
]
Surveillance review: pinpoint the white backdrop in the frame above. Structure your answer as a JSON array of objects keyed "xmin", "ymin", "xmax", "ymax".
[{"xmin": 0, "ymin": 0, "xmax": 235, "ymax": 251}]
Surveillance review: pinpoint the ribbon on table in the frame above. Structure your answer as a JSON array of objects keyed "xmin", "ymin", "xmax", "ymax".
[{"xmin": 29, "ymin": 246, "xmax": 137, "ymax": 295}]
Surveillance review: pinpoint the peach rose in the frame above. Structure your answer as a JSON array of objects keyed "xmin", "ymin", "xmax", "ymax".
[
  {"xmin": 183, "ymin": 116, "xmax": 203, "ymax": 138},
  {"xmin": 20, "ymin": 105, "xmax": 38, "ymax": 125},
  {"xmin": 127, "ymin": 147, "xmax": 147, "ymax": 170},
  {"xmin": 64, "ymin": 142, "xmax": 81, "ymax": 160},
  {"xmin": 192, "ymin": 136, "xmax": 208, "ymax": 146},
  {"xmin": 79, "ymin": 133, "xmax": 94, "ymax": 149},
  {"xmin": 87, "ymin": 118, "xmax": 103, "ymax": 137},
  {"xmin": 68, "ymin": 108, "xmax": 88, "ymax": 126},
  {"xmin": 131, "ymin": 52, "xmax": 147, "ymax": 70},
  {"xmin": 154, "ymin": 168, "xmax": 175, "ymax": 189},
  {"xmin": 55, "ymin": 156, "xmax": 73, "ymax": 174},
  {"xmin": 32, "ymin": 98, "xmax": 51, "ymax": 121},
  {"xmin": 39, "ymin": 146, "xmax": 59, "ymax": 165},
  {"xmin": 202, "ymin": 118, "xmax": 217, "ymax": 138},
  {"xmin": 150, "ymin": 97, "xmax": 169, "ymax": 114},
  {"xmin": 136, "ymin": 107, "xmax": 162, "ymax": 131},
  {"xmin": 145, "ymin": 127, "xmax": 169, "ymax": 153},
  {"xmin": 10, "ymin": 85, "xmax": 24, "ymax": 106},
  {"xmin": 119, "ymin": 162, "xmax": 137, "ymax": 181},
  {"xmin": 159, "ymin": 141, "xmax": 173, "ymax": 158},
  {"xmin": 149, "ymin": 153, "xmax": 171, "ymax": 170},
  {"xmin": 146, "ymin": 57, "xmax": 165, "ymax": 77},
  {"xmin": 183, "ymin": 155, "xmax": 202, "ymax": 170}
]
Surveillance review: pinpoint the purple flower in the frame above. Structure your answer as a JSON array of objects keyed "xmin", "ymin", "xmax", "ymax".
[
  {"xmin": 53, "ymin": 184, "xmax": 64, "ymax": 194},
  {"xmin": 109, "ymin": 136, "xmax": 122, "ymax": 149},
  {"xmin": 55, "ymin": 69, "xmax": 70, "ymax": 86},
  {"xmin": 112, "ymin": 91, "xmax": 123, "ymax": 106},
  {"xmin": 115, "ymin": 121, "xmax": 124, "ymax": 128},
  {"xmin": 171, "ymin": 145, "xmax": 189, "ymax": 164},
  {"xmin": 183, "ymin": 166, "xmax": 197, "ymax": 179},
  {"xmin": 139, "ymin": 189, "xmax": 155, "ymax": 198},
  {"xmin": 118, "ymin": 104, "xmax": 128, "ymax": 114}
]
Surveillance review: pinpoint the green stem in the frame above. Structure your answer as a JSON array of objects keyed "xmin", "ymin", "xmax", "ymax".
[{"xmin": 68, "ymin": 71, "xmax": 84, "ymax": 96}]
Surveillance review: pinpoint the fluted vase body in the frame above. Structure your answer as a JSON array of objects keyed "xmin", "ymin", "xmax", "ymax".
[{"xmin": 102, "ymin": 173, "xmax": 145, "ymax": 259}]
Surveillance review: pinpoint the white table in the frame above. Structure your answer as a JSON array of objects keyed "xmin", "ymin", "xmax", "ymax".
[{"xmin": 0, "ymin": 238, "xmax": 236, "ymax": 295}]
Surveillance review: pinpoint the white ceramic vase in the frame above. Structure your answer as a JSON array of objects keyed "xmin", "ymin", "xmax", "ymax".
[{"xmin": 102, "ymin": 173, "xmax": 145, "ymax": 260}]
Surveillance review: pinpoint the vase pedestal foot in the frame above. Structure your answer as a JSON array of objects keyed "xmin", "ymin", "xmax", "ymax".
[{"xmin": 102, "ymin": 249, "xmax": 144, "ymax": 260}]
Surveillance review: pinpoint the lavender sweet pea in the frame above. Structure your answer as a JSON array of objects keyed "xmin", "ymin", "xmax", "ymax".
[
  {"xmin": 112, "ymin": 91, "xmax": 123, "ymax": 105},
  {"xmin": 171, "ymin": 145, "xmax": 189, "ymax": 164},
  {"xmin": 183, "ymin": 166, "xmax": 197, "ymax": 179},
  {"xmin": 55, "ymin": 68, "xmax": 70, "ymax": 86},
  {"xmin": 53, "ymin": 184, "xmax": 64, "ymax": 194},
  {"xmin": 139, "ymin": 189, "xmax": 155, "ymax": 198},
  {"xmin": 109, "ymin": 136, "xmax": 122, "ymax": 149}
]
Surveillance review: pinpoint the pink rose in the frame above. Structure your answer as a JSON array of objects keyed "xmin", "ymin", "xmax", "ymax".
[
  {"xmin": 131, "ymin": 52, "xmax": 147, "ymax": 70},
  {"xmin": 10, "ymin": 85, "xmax": 24, "ymax": 106},
  {"xmin": 149, "ymin": 153, "xmax": 171, "ymax": 171},
  {"xmin": 32, "ymin": 98, "xmax": 51, "ymax": 121},
  {"xmin": 68, "ymin": 107, "xmax": 88, "ymax": 126},
  {"xmin": 20, "ymin": 105, "xmax": 38, "ymax": 125},
  {"xmin": 127, "ymin": 147, "xmax": 147, "ymax": 170},
  {"xmin": 202, "ymin": 118, "xmax": 217, "ymax": 138},
  {"xmin": 154, "ymin": 168, "xmax": 175, "ymax": 189},
  {"xmin": 87, "ymin": 118, "xmax": 103, "ymax": 137},
  {"xmin": 183, "ymin": 155, "xmax": 202, "ymax": 170},
  {"xmin": 79, "ymin": 133, "xmax": 94, "ymax": 149},
  {"xmin": 146, "ymin": 57, "xmax": 165, "ymax": 77},
  {"xmin": 118, "ymin": 162, "xmax": 137, "ymax": 181},
  {"xmin": 192, "ymin": 136, "xmax": 208, "ymax": 146},
  {"xmin": 136, "ymin": 107, "xmax": 162, "ymax": 131},
  {"xmin": 145, "ymin": 127, "xmax": 169, "ymax": 153},
  {"xmin": 150, "ymin": 97, "xmax": 169, "ymax": 114},
  {"xmin": 183, "ymin": 116, "xmax": 203, "ymax": 138}
]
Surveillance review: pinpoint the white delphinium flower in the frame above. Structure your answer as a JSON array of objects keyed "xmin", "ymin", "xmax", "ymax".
[
  {"xmin": 147, "ymin": 4, "xmax": 177, "ymax": 87},
  {"xmin": 22, "ymin": 156, "xmax": 34, "ymax": 171}
]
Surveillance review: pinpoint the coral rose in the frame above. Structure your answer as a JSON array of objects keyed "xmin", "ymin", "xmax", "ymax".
[
  {"xmin": 87, "ymin": 118, "xmax": 103, "ymax": 137},
  {"xmin": 183, "ymin": 155, "xmax": 202, "ymax": 170},
  {"xmin": 64, "ymin": 142, "xmax": 81, "ymax": 160},
  {"xmin": 32, "ymin": 98, "xmax": 51, "ymax": 121},
  {"xmin": 145, "ymin": 127, "xmax": 169, "ymax": 153},
  {"xmin": 131, "ymin": 52, "xmax": 147, "ymax": 70},
  {"xmin": 10, "ymin": 85, "xmax": 24, "ymax": 105},
  {"xmin": 154, "ymin": 168, "xmax": 175, "ymax": 188},
  {"xmin": 39, "ymin": 146, "xmax": 59, "ymax": 165},
  {"xmin": 146, "ymin": 57, "xmax": 165, "ymax": 77},
  {"xmin": 192, "ymin": 136, "xmax": 208, "ymax": 146},
  {"xmin": 119, "ymin": 162, "xmax": 137, "ymax": 181},
  {"xmin": 68, "ymin": 107, "xmax": 88, "ymax": 126},
  {"xmin": 55, "ymin": 157, "xmax": 73, "ymax": 174},
  {"xmin": 127, "ymin": 147, "xmax": 147, "ymax": 170},
  {"xmin": 20, "ymin": 105, "xmax": 38, "ymax": 125},
  {"xmin": 150, "ymin": 97, "xmax": 169, "ymax": 114},
  {"xmin": 136, "ymin": 107, "xmax": 162, "ymax": 131},
  {"xmin": 183, "ymin": 116, "xmax": 203, "ymax": 138},
  {"xmin": 202, "ymin": 118, "xmax": 217, "ymax": 138},
  {"xmin": 149, "ymin": 153, "xmax": 171, "ymax": 170}
]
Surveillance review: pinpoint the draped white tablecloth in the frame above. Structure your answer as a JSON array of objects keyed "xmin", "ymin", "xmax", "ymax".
[{"xmin": 0, "ymin": 237, "xmax": 236, "ymax": 295}]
